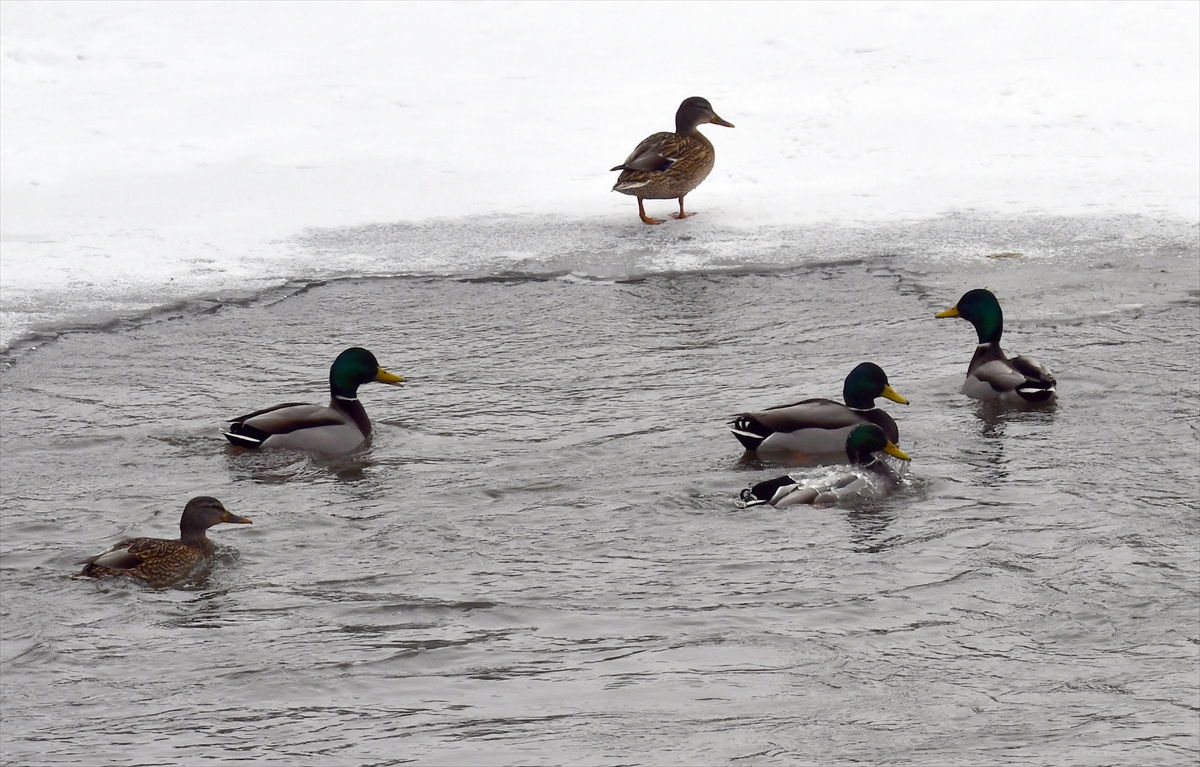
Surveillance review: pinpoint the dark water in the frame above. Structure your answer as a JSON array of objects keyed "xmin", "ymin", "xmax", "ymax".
[{"xmin": 2, "ymin": 215, "xmax": 1198, "ymax": 765}]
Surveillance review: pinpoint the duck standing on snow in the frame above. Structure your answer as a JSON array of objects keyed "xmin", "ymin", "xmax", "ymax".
[
  {"xmin": 77, "ymin": 496, "xmax": 251, "ymax": 588},
  {"xmin": 739, "ymin": 423, "xmax": 911, "ymax": 508},
  {"xmin": 729, "ymin": 362, "xmax": 908, "ymax": 461},
  {"xmin": 223, "ymin": 346, "xmax": 405, "ymax": 455},
  {"xmin": 936, "ymin": 288, "xmax": 1056, "ymax": 403},
  {"xmin": 611, "ymin": 96, "xmax": 734, "ymax": 225}
]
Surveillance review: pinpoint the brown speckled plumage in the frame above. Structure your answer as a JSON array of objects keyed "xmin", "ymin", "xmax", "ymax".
[
  {"xmin": 78, "ymin": 497, "xmax": 251, "ymax": 588},
  {"xmin": 611, "ymin": 97, "xmax": 734, "ymax": 224}
]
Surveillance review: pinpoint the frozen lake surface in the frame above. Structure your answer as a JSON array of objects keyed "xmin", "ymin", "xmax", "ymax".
[{"xmin": 1, "ymin": 1, "xmax": 1197, "ymax": 348}]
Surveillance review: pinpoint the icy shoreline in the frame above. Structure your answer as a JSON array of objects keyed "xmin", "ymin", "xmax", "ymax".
[
  {"xmin": 2, "ymin": 210, "xmax": 1195, "ymax": 363},
  {"xmin": 2, "ymin": 1, "xmax": 1197, "ymax": 348}
]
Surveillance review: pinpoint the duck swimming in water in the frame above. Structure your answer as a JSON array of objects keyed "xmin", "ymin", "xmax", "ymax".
[
  {"xmin": 611, "ymin": 96, "xmax": 734, "ymax": 225},
  {"xmin": 936, "ymin": 288, "xmax": 1056, "ymax": 404},
  {"xmin": 739, "ymin": 424, "xmax": 911, "ymax": 508},
  {"xmin": 77, "ymin": 496, "xmax": 251, "ymax": 588},
  {"xmin": 729, "ymin": 362, "xmax": 908, "ymax": 462},
  {"xmin": 223, "ymin": 346, "xmax": 405, "ymax": 455}
]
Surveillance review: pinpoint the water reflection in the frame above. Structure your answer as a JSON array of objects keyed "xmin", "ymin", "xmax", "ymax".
[
  {"xmin": 158, "ymin": 584, "xmax": 239, "ymax": 628},
  {"xmin": 972, "ymin": 399, "xmax": 1058, "ymax": 432},
  {"xmin": 221, "ymin": 445, "xmax": 374, "ymax": 484},
  {"xmin": 316, "ymin": 454, "xmax": 372, "ymax": 482},
  {"xmin": 967, "ymin": 427, "xmax": 1009, "ymax": 486},
  {"xmin": 845, "ymin": 506, "xmax": 898, "ymax": 553},
  {"xmin": 969, "ymin": 400, "xmax": 1058, "ymax": 486}
]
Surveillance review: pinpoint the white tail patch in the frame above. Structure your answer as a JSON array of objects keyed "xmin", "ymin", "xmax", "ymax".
[{"xmin": 222, "ymin": 430, "xmax": 262, "ymax": 446}]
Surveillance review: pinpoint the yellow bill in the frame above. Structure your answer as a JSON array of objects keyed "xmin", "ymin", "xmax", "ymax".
[
  {"xmin": 375, "ymin": 368, "xmax": 406, "ymax": 385},
  {"xmin": 882, "ymin": 384, "xmax": 909, "ymax": 405}
]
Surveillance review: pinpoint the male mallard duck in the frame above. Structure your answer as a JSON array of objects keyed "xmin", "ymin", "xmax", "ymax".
[
  {"xmin": 223, "ymin": 346, "xmax": 405, "ymax": 454},
  {"xmin": 77, "ymin": 496, "xmax": 251, "ymax": 588},
  {"xmin": 729, "ymin": 362, "xmax": 908, "ymax": 460},
  {"xmin": 739, "ymin": 424, "xmax": 911, "ymax": 508},
  {"xmin": 936, "ymin": 288, "xmax": 1056, "ymax": 403},
  {"xmin": 611, "ymin": 96, "xmax": 734, "ymax": 225}
]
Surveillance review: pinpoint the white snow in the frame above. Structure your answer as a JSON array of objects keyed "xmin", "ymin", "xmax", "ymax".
[{"xmin": 2, "ymin": 1, "xmax": 1198, "ymax": 348}]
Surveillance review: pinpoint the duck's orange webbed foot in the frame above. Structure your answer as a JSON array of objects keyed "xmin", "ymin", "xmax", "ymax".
[
  {"xmin": 638, "ymin": 199, "xmax": 663, "ymax": 225},
  {"xmin": 788, "ymin": 451, "xmax": 820, "ymax": 467},
  {"xmin": 670, "ymin": 197, "xmax": 692, "ymax": 220}
]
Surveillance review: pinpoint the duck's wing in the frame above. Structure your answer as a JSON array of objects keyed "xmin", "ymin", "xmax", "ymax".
[
  {"xmin": 773, "ymin": 486, "xmax": 821, "ymax": 507},
  {"xmin": 224, "ymin": 403, "xmax": 349, "ymax": 447},
  {"xmin": 968, "ymin": 357, "xmax": 1056, "ymax": 402},
  {"xmin": 730, "ymin": 398, "xmax": 862, "ymax": 449},
  {"xmin": 757, "ymin": 400, "xmax": 863, "ymax": 430},
  {"xmin": 79, "ymin": 537, "xmax": 175, "ymax": 573},
  {"xmin": 229, "ymin": 402, "xmax": 313, "ymax": 423},
  {"xmin": 1007, "ymin": 356, "xmax": 1057, "ymax": 402},
  {"xmin": 1010, "ymin": 355, "xmax": 1056, "ymax": 392},
  {"xmin": 611, "ymin": 132, "xmax": 687, "ymax": 174},
  {"xmin": 817, "ymin": 462, "xmax": 900, "ymax": 505},
  {"xmin": 79, "ymin": 539, "xmax": 143, "ymax": 571},
  {"xmin": 966, "ymin": 359, "xmax": 1027, "ymax": 394}
]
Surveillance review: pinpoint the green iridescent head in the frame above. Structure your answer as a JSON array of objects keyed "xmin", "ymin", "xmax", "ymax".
[
  {"xmin": 329, "ymin": 347, "xmax": 405, "ymax": 398},
  {"xmin": 937, "ymin": 288, "xmax": 1004, "ymax": 344},
  {"xmin": 843, "ymin": 362, "xmax": 909, "ymax": 410},
  {"xmin": 845, "ymin": 424, "xmax": 911, "ymax": 465}
]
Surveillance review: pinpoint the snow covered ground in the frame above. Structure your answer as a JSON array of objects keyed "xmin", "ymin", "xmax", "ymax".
[{"xmin": 2, "ymin": 1, "xmax": 1197, "ymax": 348}]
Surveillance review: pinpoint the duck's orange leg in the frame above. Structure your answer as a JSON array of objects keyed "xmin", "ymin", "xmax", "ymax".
[
  {"xmin": 670, "ymin": 196, "xmax": 692, "ymax": 220},
  {"xmin": 638, "ymin": 198, "xmax": 662, "ymax": 225}
]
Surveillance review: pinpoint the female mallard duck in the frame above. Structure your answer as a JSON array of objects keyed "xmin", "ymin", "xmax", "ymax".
[
  {"xmin": 739, "ymin": 424, "xmax": 911, "ymax": 508},
  {"xmin": 77, "ymin": 496, "xmax": 251, "ymax": 588},
  {"xmin": 223, "ymin": 346, "xmax": 405, "ymax": 455},
  {"xmin": 936, "ymin": 288, "xmax": 1056, "ymax": 403},
  {"xmin": 729, "ymin": 362, "xmax": 908, "ymax": 460},
  {"xmin": 611, "ymin": 96, "xmax": 734, "ymax": 225}
]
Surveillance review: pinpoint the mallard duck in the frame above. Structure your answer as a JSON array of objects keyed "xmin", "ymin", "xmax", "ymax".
[
  {"xmin": 611, "ymin": 96, "xmax": 734, "ymax": 225},
  {"xmin": 77, "ymin": 496, "xmax": 251, "ymax": 588},
  {"xmin": 223, "ymin": 346, "xmax": 405, "ymax": 454},
  {"xmin": 739, "ymin": 423, "xmax": 911, "ymax": 508},
  {"xmin": 936, "ymin": 288, "xmax": 1056, "ymax": 403},
  {"xmin": 729, "ymin": 362, "xmax": 908, "ymax": 460}
]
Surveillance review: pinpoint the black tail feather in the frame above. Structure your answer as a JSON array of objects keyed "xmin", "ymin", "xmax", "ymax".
[
  {"xmin": 729, "ymin": 416, "xmax": 768, "ymax": 451},
  {"xmin": 742, "ymin": 475, "xmax": 797, "ymax": 506},
  {"xmin": 222, "ymin": 422, "xmax": 269, "ymax": 448}
]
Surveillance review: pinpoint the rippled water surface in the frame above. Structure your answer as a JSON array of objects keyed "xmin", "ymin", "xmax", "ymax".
[{"xmin": 2, "ymin": 216, "xmax": 1198, "ymax": 765}]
